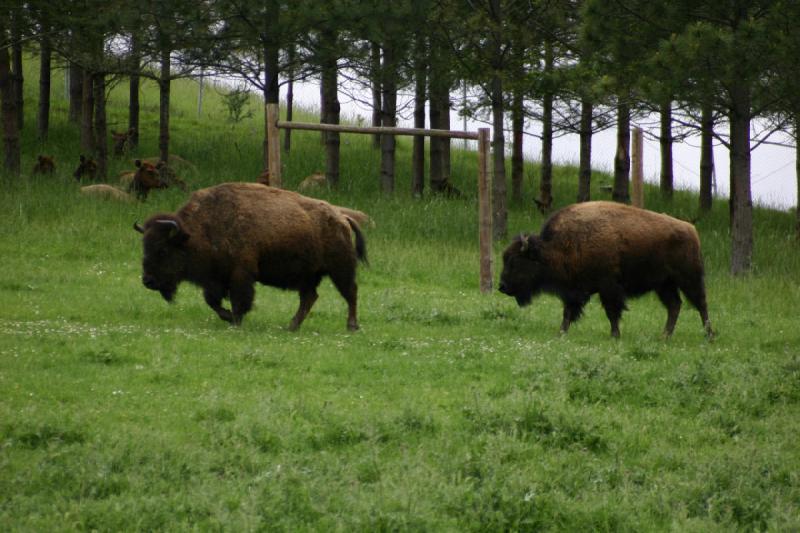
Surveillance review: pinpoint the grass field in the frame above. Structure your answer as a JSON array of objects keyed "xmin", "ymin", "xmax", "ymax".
[{"xmin": 1, "ymin": 64, "xmax": 799, "ymax": 531}]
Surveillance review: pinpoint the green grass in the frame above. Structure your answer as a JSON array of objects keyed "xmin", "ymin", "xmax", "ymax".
[{"xmin": 1, "ymin": 57, "xmax": 799, "ymax": 531}]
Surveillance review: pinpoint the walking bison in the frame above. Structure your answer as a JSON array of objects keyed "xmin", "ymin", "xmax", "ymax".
[
  {"xmin": 498, "ymin": 201, "xmax": 713, "ymax": 338},
  {"xmin": 134, "ymin": 183, "xmax": 367, "ymax": 330}
]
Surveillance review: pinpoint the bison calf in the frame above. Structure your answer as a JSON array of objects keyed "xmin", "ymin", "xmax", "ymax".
[
  {"xmin": 499, "ymin": 201, "xmax": 713, "ymax": 338},
  {"xmin": 134, "ymin": 183, "xmax": 367, "ymax": 330}
]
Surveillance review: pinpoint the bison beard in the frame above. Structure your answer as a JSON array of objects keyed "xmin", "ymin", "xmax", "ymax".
[
  {"xmin": 134, "ymin": 183, "xmax": 367, "ymax": 331},
  {"xmin": 499, "ymin": 201, "xmax": 713, "ymax": 339}
]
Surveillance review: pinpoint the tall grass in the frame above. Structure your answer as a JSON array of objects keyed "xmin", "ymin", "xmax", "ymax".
[{"xmin": 1, "ymin": 56, "xmax": 799, "ymax": 531}]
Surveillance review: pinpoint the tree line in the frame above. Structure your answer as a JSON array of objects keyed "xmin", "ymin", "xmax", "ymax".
[{"xmin": 2, "ymin": 0, "xmax": 799, "ymax": 275}]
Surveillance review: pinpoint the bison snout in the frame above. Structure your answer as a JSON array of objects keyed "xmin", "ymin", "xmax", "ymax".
[
  {"xmin": 142, "ymin": 274, "xmax": 158, "ymax": 290},
  {"xmin": 498, "ymin": 281, "xmax": 509, "ymax": 294}
]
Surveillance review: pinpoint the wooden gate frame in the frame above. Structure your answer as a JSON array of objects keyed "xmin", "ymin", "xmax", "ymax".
[{"xmin": 265, "ymin": 103, "xmax": 493, "ymax": 293}]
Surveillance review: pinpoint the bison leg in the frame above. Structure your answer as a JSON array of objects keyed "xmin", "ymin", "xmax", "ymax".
[
  {"xmin": 229, "ymin": 275, "xmax": 255, "ymax": 326},
  {"xmin": 679, "ymin": 279, "xmax": 713, "ymax": 338},
  {"xmin": 203, "ymin": 285, "xmax": 234, "ymax": 323},
  {"xmin": 330, "ymin": 271, "xmax": 359, "ymax": 331},
  {"xmin": 288, "ymin": 288, "xmax": 318, "ymax": 331},
  {"xmin": 599, "ymin": 289, "xmax": 626, "ymax": 338},
  {"xmin": 656, "ymin": 283, "xmax": 682, "ymax": 338},
  {"xmin": 559, "ymin": 294, "xmax": 589, "ymax": 335}
]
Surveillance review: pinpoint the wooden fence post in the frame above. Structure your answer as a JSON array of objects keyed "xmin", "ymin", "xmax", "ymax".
[
  {"xmin": 267, "ymin": 103, "xmax": 281, "ymax": 188},
  {"xmin": 631, "ymin": 126, "xmax": 644, "ymax": 208},
  {"xmin": 478, "ymin": 127, "xmax": 493, "ymax": 293}
]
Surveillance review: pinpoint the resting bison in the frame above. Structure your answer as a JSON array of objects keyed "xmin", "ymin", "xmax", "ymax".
[
  {"xmin": 32, "ymin": 155, "xmax": 56, "ymax": 175},
  {"xmin": 112, "ymin": 127, "xmax": 136, "ymax": 156},
  {"xmin": 129, "ymin": 159, "xmax": 168, "ymax": 199},
  {"xmin": 134, "ymin": 183, "xmax": 367, "ymax": 330},
  {"xmin": 73, "ymin": 155, "xmax": 97, "ymax": 181},
  {"xmin": 80, "ymin": 184, "xmax": 133, "ymax": 202},
  {"xmin": 499, "ymin": 201, "xmax": 713, "ymax": 338}
]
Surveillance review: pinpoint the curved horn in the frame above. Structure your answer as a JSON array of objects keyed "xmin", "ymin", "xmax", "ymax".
[
  {"xmin": 155, "ymin": 219, "xmax": 180, "ymax": 230},
  {"xmin": 133, "ymin": 221, "xmax": 145, "ymax": 233},
  {"xmin": 519, "ymin": 234, "xmax": 530, "ymax": 253}
]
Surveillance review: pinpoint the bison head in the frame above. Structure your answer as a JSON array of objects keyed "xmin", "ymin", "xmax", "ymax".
[
  {"xmin": 73, "ymin": 155, "xmax": 97, "ymax": 181},
  {"xmin": 134, "ymin": 217, "xmax": 190, "ymax": 302},
  {"xmin": 499, "ymin": 234, "xmax": 544, "ymax": 307}
]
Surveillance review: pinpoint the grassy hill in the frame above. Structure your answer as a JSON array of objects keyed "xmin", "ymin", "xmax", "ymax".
[{"xmin": 1, "ymin": 60, "xmax": 799, "ymax": 531}]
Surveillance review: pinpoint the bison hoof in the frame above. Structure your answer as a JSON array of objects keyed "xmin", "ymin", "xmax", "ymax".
[{"xmin": 347, "ymin": 323, "xmax": 360, "ymax": 332}]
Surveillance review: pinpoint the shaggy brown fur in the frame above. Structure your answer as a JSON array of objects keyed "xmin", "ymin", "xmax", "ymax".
[
  {"xmin": 499, "ymin": 201, "xmax": 713, "ymax": 338},
  {"xmin": 73, "ymin": 155, "xmax": 98, "ymax": 181},
  {"xmin": 80, "ymin": 184, "xmax": 133, "ymax": 202},
  {"xmin": 32, "ymin": 155, "xmax": 55, "ymax": 175},
  {"xmin": 134, "ymin": 183, "xmax": 367, "ymax": 330}
]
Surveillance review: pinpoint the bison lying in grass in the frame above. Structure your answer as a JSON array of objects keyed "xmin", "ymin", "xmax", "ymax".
[
  {"xmin": 134, "ymin": 183, "xmax": 367, "ymax": 331},
  {"xmin": 499, "ymin": 201, "xmax": 713, "ymax": 338},
  {"xmin": 32, "ymin": 155, "xmax": 56, "ymax": 175}
]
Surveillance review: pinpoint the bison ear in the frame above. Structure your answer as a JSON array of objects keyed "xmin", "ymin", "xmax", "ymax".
[{"xmin": 135, "ymin": 159, "xmax": 142, "ymax": 168}]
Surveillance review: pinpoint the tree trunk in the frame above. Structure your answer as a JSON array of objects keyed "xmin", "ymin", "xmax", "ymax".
[
  {"xmin": 379, "ymin": 44, "xmax": 397, "ymax": 194},
  {"xmin": 577, "ymin": 99, "xmax": 593, "ymax": 202},
  {"xmin": 93, "ymin": 73, "xmax": 107, "ymax": 179},
  {"xmin": 699, "ymin": 101, "xmax": 714, "ymax": 211},
  {"xmin": 128, "ymin": 33, "xmax": 140, "ymax": 149},
  {"xmin": 613, "ymin": 98, "xmax": 630, "ymax": 203},
  {"xmin": 511, "ymin": 87, "xmax": 523, "ymax": 203},
  {"xmin": 284, "ymin": 46, "xmax": 294, "ymax": 153},
  {"xmin": 0, "ymin": 33, "xmax": 20, "ymax": 176},
  {"xmin": 10, "ymin": 10, "xmax": 22, "ymax": 132},
  {"xmin": 37, "ymin": 32, "xmax": 52, "ymax": 141},
  {"xmin": 370, "ymin": 41, "xmax": 381, "ymax": 149},
  {"xmin": 659, "ymin": 100, "xmax": 673, "ymax": 198},
  {"xmin": 796, "ymin": 116, "xmax": 800, "ymax": 241},
  {"xmin": 158, "ymin": 48, "xmax": 171, "ymax": 163},
  {"xmin": 80, "ymin": 73, "xmax": 94, "ymax": 154},
  {"xmin": 538, "ymin": 41, "xmax": 554, "ymax": 211},
  {"xmin": 796, "ymin": 115, "xmax": 800, "ymax": 241},
  {"xmin": 729, "ymin": 83, "xmax": 753, "ymax": 275},
  {"xmin": 429, "ymin": 60, "xmax": 444, "ymax": 192},
  {"xmin": 491, "ymin": 74, "xmax": 507, "ymax": 239},
  {"xmin": 263, "ymin": 44, "xmax": 280, "ymax": 169},
  {"xmin": 320, "ymin": 31, "xmax": 340, "ymax": 187},
  {"xmin": 69, "ymin": 62, "xmax": 83, "ymax": 123},
  {"xmin": 412, "ymin": 34, "xmax": 426, "ymax": 197},
  {"xmin": 441, "ymin": 89, "xmax": 451, "ymax": 184}
]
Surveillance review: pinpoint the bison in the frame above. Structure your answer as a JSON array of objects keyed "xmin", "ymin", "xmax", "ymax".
[
  {"xmin": 73, "ymin": 155, "xmax": 98, "ymax": 181},
  {"xmin": 112, "ymin": 127, "xmax": 136, "ymax": 156},
  {"xmin": 80, "ymin": 184, "xmax": 133, "ymax": 202},
  {"xmin": 134, "ymin": 183, "xmax": 367, "ymax": 331},
  {"xmin": 498, "ymin": 201, "xmax": 713, "ymax": 338},
  {"xmin": 128, "ymin": 159, "xmax": 168, "ymax": 199},
  {"xmin": 32, "ymin": 155, "xmax": 56, "ymax": 175}
]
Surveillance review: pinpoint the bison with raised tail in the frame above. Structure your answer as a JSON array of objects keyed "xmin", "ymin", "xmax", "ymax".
[
  {"xmin": 134, "ymin": 183, "xmax": 367, "ymax": 330},
  {"xmin": 499, "ymin": 201, "xmax": 713, "ymax": 338}
]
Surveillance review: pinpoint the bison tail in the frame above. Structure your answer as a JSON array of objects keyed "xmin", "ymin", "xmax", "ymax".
[{"xmin": 346, "ymin": 216, "xmax": 368, "ymax": 265}]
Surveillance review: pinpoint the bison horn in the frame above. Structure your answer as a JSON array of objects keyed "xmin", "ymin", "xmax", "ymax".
[
  {"xmin": 155, "ymin": 219, "xmax": 180, "ymax": 230},
  {"xmin": 133, "ymin": 222, "xmax": 145, "ymax": 233},
  {"xmin": 520, "ymin": 234, "xmax": 530, "ymax": 252}
]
